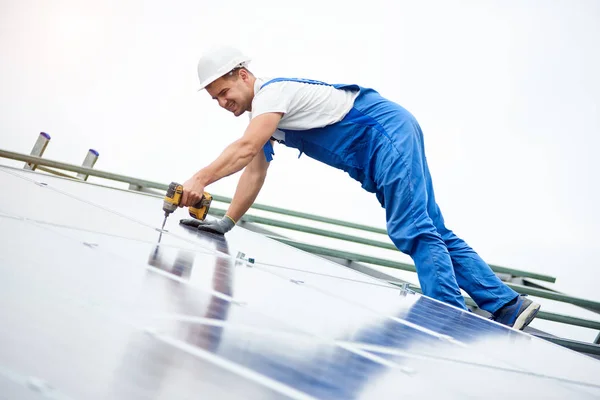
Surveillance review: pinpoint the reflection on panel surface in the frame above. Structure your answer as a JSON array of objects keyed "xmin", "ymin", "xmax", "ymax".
[{"xmin": 1, "ymin": 166, "xmax": 600, "ymax": 399}]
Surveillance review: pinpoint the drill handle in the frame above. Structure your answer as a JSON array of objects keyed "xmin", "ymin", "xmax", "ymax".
[{"xmin": 188, "ymin": 192, "xmax": 213, "ymax": 221}]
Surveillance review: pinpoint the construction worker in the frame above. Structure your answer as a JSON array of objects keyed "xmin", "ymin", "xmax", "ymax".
[{"xmin": 179, "ymin": 46, "xmax": 540, "ymax": 330}]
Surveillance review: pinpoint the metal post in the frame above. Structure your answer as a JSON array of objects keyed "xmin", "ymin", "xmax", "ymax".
[
  {"xmin": 23, "ymin": 132, "xmax": 51, "ymax": 170},
  {"xmin": 76, "ymin": 149, "xmax": 99, "ymax": 181}
]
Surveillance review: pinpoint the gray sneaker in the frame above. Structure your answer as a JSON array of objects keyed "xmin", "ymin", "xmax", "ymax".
[{"xmin": 493, "ymin": 295, "xmax": 541, "ymax": 330}]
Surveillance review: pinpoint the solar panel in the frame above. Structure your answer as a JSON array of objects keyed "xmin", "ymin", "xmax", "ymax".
[{"xmin": 1, "ymin": 165, "xmax": 599, "ymax": 399}]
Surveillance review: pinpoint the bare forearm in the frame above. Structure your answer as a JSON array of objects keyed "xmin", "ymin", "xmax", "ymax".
[
  {"xmin": 227, "ymin": 168, "xmax": 267, "ymax": 222},
  {"xmin": 193, "ymin": 114, "xmax": 282, "ymax": 187},
  {"xmin": 194, "ymin": 139, "xmax": 256, "ymax": 186},
  {"xmin": 180, "ymin": 113, "xmax": 279, "ymax": 208}
]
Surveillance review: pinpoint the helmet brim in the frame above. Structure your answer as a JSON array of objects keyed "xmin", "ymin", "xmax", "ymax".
[{"xmin": 196, "ymin": 59, "xmax": 251, "ymax": 92}]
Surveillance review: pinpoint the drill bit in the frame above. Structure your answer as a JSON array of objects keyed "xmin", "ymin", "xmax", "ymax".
[
  {"xmin": 160, "ymin": 213, "xmax": 168, "ymax": 232},
  {"xmin": 157, "ymin": 212, "xmax": 169, "ymax": 245}
]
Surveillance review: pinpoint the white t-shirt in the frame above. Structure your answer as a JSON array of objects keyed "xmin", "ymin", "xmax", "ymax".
[{"xmin": 249, "ymin": 78, "xmax": 359, "ymax": 142}]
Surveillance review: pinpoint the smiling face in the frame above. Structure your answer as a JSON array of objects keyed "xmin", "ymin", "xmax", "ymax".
[{"xmin": 205, "ymin": 68, "xmax": 255, "ymax": 117}]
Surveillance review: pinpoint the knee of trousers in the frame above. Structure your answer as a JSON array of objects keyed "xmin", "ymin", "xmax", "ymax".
[{"xmin": 387, "ymin": 219, "xmax": 444, "ymax": 255}]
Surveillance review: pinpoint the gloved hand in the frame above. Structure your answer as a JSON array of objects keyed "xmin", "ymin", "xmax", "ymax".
[{"xmin": 179, "ymin": 215, "xmax": 236, "ymax": 235}]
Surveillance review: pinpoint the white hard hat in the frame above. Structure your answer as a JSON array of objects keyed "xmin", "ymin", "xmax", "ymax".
[{"xmin": 197, "ymin": 46, "xmax": 251, "ymax": 90}]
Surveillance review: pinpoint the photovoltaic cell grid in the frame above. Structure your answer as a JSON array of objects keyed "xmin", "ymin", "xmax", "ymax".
[{"xmin": 0, "ymin": 165, "xmax": 599, "ymax": 399}]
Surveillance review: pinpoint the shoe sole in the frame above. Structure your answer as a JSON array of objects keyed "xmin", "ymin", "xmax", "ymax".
[{"xmin": 513, "ymin": 302, "xmax": 541, "ymax": 330}]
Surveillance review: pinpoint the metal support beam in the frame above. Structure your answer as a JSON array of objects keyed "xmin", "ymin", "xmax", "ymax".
[
  {"xmin": 209, "ymin": 208, "xmax": 557, "ymax": 283},
  {"xmin": 0, "ymin": 150, "xmax": 570, "ymax": 284},
  {"xmin": 23, "ymin": 132, "xmax": 51, "ymax": 170},
  {"xmin": 531, "ymin": 334, "xmax": 600, "ymax": 359},
  {"xmin": 76, "ymin": 149, "xmax": 99, "ymax": 181},
  {"xmin": 245, "ymin": 233, "xmax": 600, "ymax": 318},
  {"xmin": 264, "ymin": 234, "xmax": 417, "ymax": 273},
  {"xmin": 1, "ymin": 149, "xmax": 168, "ymax": 191},
  {"xmin": 520, "ymin": 278, "xmax": 600, "ymax": 316},
  {"xmin": 505, "ymin": 282, "xmax": 600, "ymax": 313},
  {"xmin": 0, "ymin": 149, "xmax": 387, "ymax": 233},
  {"xmin": 536, "ymin": 311, "xmax": 600, "ymax": 331}
]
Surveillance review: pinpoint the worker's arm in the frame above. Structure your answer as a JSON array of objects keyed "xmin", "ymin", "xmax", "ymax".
[
  {"xmin": 226, "ymin": 144, "xmax": 270, "ymax": 222},
  {"xmin": 181, "ymin": 112, "xmax": 282, "ymax": 207},
  {"xmin": 180, "ymin": 146, "xmax": 270, "ymax": 234}
]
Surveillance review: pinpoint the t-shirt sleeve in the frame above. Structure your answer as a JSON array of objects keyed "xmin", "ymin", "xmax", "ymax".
[
  {"xmin": 252, "ymin": 82, "xmax": 304, "ymax": 162},
  {"xmin": 253, "ymin": 83, "xmax": 291, "ymax": 162},
  {"xmin": 251, "ymin": 82, "xmax": 294, "ymax": 120}
]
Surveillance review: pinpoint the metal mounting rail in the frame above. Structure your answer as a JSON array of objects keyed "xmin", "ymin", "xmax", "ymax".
[
  {"xmin": 0, "ymin": 148, "xmax": 559, "ymax": 283},
  {"xmin": 0, "ymin": 149, "xmax": 388, "ymax": 233},
  {"xmin": 209, "ymin": 208, "xmax": 557, "ymax": 283},
  {"xmin": 262, "ymin": 234, "xmax": 598, "ymax": 313},
  {"xmin": 531, "ymin": 334, "xmax": 600, "ymax": 358}
]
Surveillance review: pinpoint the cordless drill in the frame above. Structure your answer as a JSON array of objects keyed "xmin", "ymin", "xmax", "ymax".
[{"xmin": 161, "ymin": 182, "xmax": 213, "ymax": 231}]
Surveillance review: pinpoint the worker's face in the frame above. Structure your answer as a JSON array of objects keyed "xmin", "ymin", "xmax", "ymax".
[{"xmin": 206, "ymin": 69, "xmax": 254, "ymax": 117}]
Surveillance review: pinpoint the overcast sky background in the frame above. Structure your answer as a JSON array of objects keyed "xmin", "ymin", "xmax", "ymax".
[{"xmin": 1, "ymin": 0, "xmax": 599, "ymax": 337}]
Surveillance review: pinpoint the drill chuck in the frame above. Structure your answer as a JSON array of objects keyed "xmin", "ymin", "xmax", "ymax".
[{"xmin": 162, "ymin": 182, "xmax": 183, "ymax": 216}]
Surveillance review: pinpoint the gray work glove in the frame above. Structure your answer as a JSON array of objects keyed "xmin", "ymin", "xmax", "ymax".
[{"xmin": 179, "ymin": 215, "xmax": 236, "ymax": 235}]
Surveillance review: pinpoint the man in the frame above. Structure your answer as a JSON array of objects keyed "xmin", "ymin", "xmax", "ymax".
[{"xmin": 179, "ymin": 46, "xmax": 540, "ymax": 330}]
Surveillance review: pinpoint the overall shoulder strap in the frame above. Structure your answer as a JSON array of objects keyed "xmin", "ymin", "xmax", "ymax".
[{"xmin": 260, "ymin": 77, "xmax": 332, "ymax": 90}]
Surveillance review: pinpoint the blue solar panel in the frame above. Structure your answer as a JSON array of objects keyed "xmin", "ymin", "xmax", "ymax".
[{"xmin": 1, "ymin": 165, "xmax": 599, "ymax": 399}]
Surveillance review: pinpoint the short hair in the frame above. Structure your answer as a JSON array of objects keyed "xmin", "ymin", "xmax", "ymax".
[{"xmin": 223, "ymin": 67, "xmax": 253, "ymax": 81}]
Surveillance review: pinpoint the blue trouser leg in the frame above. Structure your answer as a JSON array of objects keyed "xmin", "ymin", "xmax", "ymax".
[
  {"xmin": 379, "ymin": 121, "xmax": 518, "ymax": 313},
  {"xmin": 378, "ymin": 123, "xmax": 468, "ymax": 310},
  {"xmin": 381, "ymin": 177, "xmax": 467, "ymax": 310},
  {"xmin": 415, "ymin": 126, "xmax": 519, "ymax": 313},
  {"xmin": 425, "ymin": 200, "xmax": 519, "ymax": 314}
]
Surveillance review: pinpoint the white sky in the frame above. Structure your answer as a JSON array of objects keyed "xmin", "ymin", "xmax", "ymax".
[{"xmin": 1, "ymin": 0, "xmax": 599, "ymax": 312}]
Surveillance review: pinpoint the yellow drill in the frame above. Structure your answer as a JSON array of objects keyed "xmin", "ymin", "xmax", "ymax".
[{"xmin": 161, "ymin": 182, "xmax": 213, "ymax": 231}]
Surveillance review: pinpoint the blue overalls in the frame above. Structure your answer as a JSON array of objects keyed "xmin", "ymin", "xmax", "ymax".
[{"xmin": 260, "ymin": 78, "xmax": 519, "ymax": 313}]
